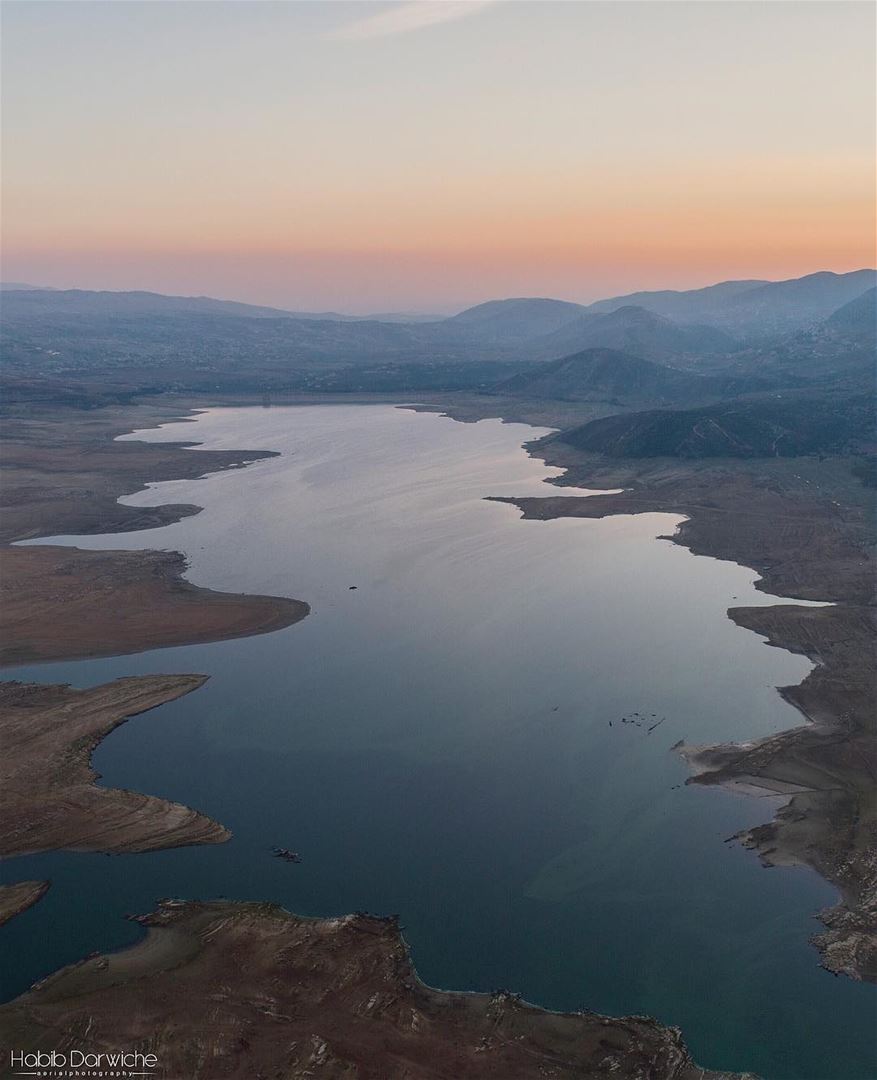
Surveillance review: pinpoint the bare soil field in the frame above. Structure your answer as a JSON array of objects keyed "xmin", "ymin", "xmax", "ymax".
[
  {"xmin": 0, "ymin": 402, "xmax": 308, "ymax": 665},
  {"xmin": 0, "ymin": 899, "xmax": 752, "ymax": 1080},
  {"xmin": 0, "ymin": 675, "xmax": 229, "ymax": 859}
]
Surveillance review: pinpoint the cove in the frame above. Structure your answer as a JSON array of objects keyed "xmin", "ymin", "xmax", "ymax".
[{"xmin": 2, "ymin": 405, "xmax": 874, "ymax": 1079}]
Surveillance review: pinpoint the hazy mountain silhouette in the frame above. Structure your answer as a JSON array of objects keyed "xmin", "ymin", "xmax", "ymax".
[
  {"xmin": 825, "ymin": 287, "xmax": 876, "ymax": 339},
  {"xmin": 0, "ymin": 289, "xmax": 307, "ymax": 320},
  {"xmin": 530, "ymin": 306, "xmax": 737, "ymax": 361},
  {"xmin": 0, "ymin": 282, "xmax": 57, "ymax": 292},
  {"xmin": 0, "ymin": 288, "xmax": 442, "ymax": 325},
  {"xmin": 2, "ymin": 273, "xmax": 872, "ymax": 399},
  {"xmin": 448, "ymin": 298, "xmax": 590, "ymax": 342},
  {"xmin": 587, "ymin": 270, "xmax": 876, "ymax": 333},
  {"xmin": 587, "ymin": 279, "xmax": 766, "ymax": 319}
]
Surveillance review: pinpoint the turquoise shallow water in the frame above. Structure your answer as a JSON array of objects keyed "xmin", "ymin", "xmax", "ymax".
[{"xmin": 1, "ymin": 405, "xmax": 874, "ymax": 1078}]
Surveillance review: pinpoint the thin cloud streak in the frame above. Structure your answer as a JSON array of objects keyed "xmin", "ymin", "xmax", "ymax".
[{"xmin": 332, "ymin": 1, "xmax": 497, "ymax": 41}]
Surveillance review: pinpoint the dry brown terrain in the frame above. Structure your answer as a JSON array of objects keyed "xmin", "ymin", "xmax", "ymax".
[
  {"xmin": 0, "ymin": 404, "xmax": 267, "ymax": 542},
  {"xmin": 0, "ymin": 546, "xmax": 307, "ymax": 665},
  {"xmin": 0, "ymin": 900, "xmax": 751, "ymax": 1080},
  {"xmin": 0, "ymin": 402, "xmax": 308, "ymax": 665},
  {"xmin": 0, "ymin": 882, "xmax": 50, "ymax": 927},
  {"xmin": 0, "ymin": 675, "xmax": 229, "ymax": 859}
]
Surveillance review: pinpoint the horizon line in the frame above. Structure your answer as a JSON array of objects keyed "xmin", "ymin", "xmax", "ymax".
[{"xmin": 2, "ymin": 265, "xmax": 875, "ymax": 319}]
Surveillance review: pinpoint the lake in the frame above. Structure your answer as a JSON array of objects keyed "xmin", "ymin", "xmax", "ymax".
[{"xmin": 2, "ymin": 405, "xmax": 874, "ymax": 1078}]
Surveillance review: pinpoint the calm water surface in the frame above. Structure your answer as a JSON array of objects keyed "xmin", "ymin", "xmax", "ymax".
[{"xmin": 2, "ymin": 406, "xmax": 874, "ymax": 1078}]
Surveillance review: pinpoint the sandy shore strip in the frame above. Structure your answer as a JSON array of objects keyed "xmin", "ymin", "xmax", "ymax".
[
  {"xmin": 0, "ymin": 402, "xmax": 310, "ymax": 666},
  {"xmin": 0, "ymin": 883, "xmax": 50, "ymax": 927},
  {"xmin": 0, "ymin": 546, "xmax": 308, "ymax": 666},
  {"xmin": 0, "ymin": 675, "xmax": 230, "ymax": 860}
]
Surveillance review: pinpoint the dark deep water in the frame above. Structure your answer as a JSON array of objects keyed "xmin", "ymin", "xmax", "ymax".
[{"xmin": 2, "ymin": 406, "xmax": 874, "ymax": 1079}]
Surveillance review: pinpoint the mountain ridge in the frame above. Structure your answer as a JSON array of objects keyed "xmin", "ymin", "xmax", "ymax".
[
  {"xmin": 586, "ymin": 270, "xmax": 877, "ymax": 334},
  {"xmin": 497, "ymin": 346, "xmax": 769, "ymax": 404},
  {"xmin": 529, "ymin": 305, "xmax": 738, "ymax": 361},
  {"xmin": 550, "ymin": 390, "xmax": 873, "ymax": 459}
]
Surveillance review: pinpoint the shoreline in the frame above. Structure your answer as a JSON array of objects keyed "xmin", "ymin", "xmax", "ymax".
[
  {"xmin": 0, "ymin": 899, "xmax": 751, "ymax": 1080},
  {"xmin": 0, "ymin": 675, "xmax": 230, "ymax": 861},
  {"xmin": 464, "ymin": 409, "xmax": 875, "ymax": 982},
  {"xmin": 0, "ymin": 545, "xmax": 308, "ymax": 667},
  {"xmin": 0, "ymin": 401, "xmax": 310, "ymax": 668},
  {"xmin": 0, "ymin": 397, "xmax": 868, "ymax": 1080},
  {"xmin": 0, "ymin": 883, "xmax": 50, "ymax": 928}
]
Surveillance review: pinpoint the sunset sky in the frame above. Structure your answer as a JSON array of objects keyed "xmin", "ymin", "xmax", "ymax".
[{"xmin": 2, "ymin": 0, "xmax": 875, "ymax": 313}]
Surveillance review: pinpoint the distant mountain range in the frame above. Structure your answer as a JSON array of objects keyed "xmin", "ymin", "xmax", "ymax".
[
  {"xmin": 1, "ymin": 271, "xmax": 873, "ymax": 459},
  {"xmin": 0, "ymin": 282, "xmax": 57, "ymax": 292},
  {"xmin": 3, "ymin": 268, "xmax": 874, "ymax": 341},
  {"xmin": 587, "ymin": 270, "xmax": 876, "ymax": 334},
  {"xmin": 1, "ymin": 288, "xmax": 742, "ymax": 373},
  {"xmin": 588, "ymin": 278, "xmax": 766, "ymax": 318},
  {"xmin": 1, "ymin": 288, "xmax": 305, "ymax": 320},
  {"xmin": 0, "ymin": 287, "xmax": 440, "ymax": 324},
  {"xmin": 447, "ymin": 298, "xmax": 590, "ymax": 342},
  {"xmin": 456, "ymin": 269, "xmax": 875, "ymax": 342},
  {"xmin": 2, "ymin": 276, "xmax": 872, "ymax": 379}
]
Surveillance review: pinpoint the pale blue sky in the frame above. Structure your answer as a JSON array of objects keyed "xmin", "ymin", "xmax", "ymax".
[{"xmin": 2, "ymin": 1, "xmax": 874, "ymax": 310}]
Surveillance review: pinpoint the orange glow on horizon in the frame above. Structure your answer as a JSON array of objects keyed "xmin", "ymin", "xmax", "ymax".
[{"xmin": 2, "ymin": 1, "xmax": 873, "ymax": 310}]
